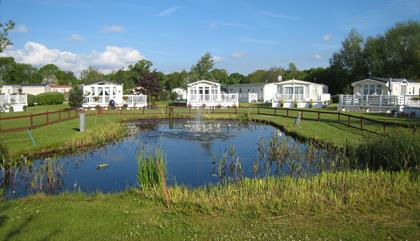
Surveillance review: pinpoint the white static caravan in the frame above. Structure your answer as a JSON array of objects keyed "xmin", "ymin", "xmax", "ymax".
[
  {"xmin": 228, "ymin": 83, "xmax": 277, "ymax": 103},
  {"xmin": 338, "ymin": 77, "xmax": 420, "ymax": 114},
  {"xmin": 0, "ymin": 93, "xmax": 28, "ymax": 112},
  {"xmin": 186, "ymin": 80, "xmax": 238, "ymax": 108},
  {"xmin": 272, "ymin": 79, "xmax": 330, "ymax": 108},
  {"xmin": 171, "ymin": 88, "xmax": 187, "ymax": 100},
  {"xmin": 82, "ymin": 81, "xmax": 147, "ymax": 108}
]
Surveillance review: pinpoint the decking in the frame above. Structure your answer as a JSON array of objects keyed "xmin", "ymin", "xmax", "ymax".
[
  {"xmin": 187, "ymin": 93, "xmax": 238, "ymax": 108},
  {"xmin": 0, "ymin": 93, "xmax": 28, "ymax": 112},
  {"xmin": 338, "ymin": 95, "xmax": 420, "ymax": 113}
]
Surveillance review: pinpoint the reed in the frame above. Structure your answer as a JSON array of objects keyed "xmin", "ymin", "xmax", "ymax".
[
  {"xmin": 211, "ymin": 145, "xmax": 243, "ymax": 183},
  {"xmin": 136, "ymin": 147, "xmax": 167, "ymax": 190},
  {"xmin": 150, "ymin": 170, "xmax": 419, "ymax": 215}
]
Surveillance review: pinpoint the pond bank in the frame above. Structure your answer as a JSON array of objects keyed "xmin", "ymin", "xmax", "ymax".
[{"xmin": 0, "ymin": 170, "xmax": 418, "ymax": 240}]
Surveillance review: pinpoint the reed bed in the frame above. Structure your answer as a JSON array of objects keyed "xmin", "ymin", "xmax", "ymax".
[{"xmin": 144, "ymin": 170, "xmax": 419, "ymax": 215}]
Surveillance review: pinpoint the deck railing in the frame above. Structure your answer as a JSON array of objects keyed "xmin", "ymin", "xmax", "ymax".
[
  {"xmin": 337, "ymin": 95, "xmax": 416, "ymax": 112},
  {"xmin": 187, "ymin": 94, "xmax": 238, "ymax": 103},
  {"xmin": 83, "ymin": 95, "xmax": 147, "ymax": 106},
  {"xmin": 0, "ymin": 93, "xmax": 28, "ymax": 105},
  {"xmin": 122, "ymin": 95, "xmax": 147, "ymax": 105}
]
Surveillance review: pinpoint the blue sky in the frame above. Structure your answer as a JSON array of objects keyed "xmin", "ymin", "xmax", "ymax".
[{"xmin": 1, "ymin": 0, "xmax": 419, "ymax": 75}]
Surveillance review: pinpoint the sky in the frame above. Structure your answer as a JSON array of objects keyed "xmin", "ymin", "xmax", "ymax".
[{"xmin": 1, "ymin": 0, "xmax": 419, "ymax": 75}]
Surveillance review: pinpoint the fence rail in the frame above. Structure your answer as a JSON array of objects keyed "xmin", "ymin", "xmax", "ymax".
[{"xmin": 0, "ymin": 106, "xmax": 417, "ymax": 134}]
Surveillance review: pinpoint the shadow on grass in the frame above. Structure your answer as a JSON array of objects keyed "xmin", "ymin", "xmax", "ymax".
[{"xmin": 0, "ymin": 202, "xmax": 61, "ymax": 241}]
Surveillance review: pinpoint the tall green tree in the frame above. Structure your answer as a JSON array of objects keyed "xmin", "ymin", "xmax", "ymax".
[
  {"xmin": 80, "ymin": 66, "xmax": 104, "ymax": 84},
  {"xmin": 0, "ymin": 20, "xmax": 14, "ymax": 52},
  {"xmin": 190, "ymin": 52, "xmax": 214, "ymax": 81},
  {"xmin": 210, "ymin": 68, "xmax": 228, "ymax": 84},
  {"xmin": 227, "ymin": 73, "xmax": 246, "ymax": 85}
]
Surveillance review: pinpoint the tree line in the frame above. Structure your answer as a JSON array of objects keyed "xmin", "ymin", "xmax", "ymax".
[{"xmin": 0, "ymin": 20, "xmax": 418, "ymax": 96}]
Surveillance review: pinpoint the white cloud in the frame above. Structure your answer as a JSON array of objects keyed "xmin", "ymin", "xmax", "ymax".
[
  {"xmin": 68, "ymin": 34, "xmax": 84, "ymax": 42},
  {"xmin": 261, "ymin": 12, "xmax": 300, "ymax": 21},
  {"xmin": 313, "ymin": 54, "xmax": 322, "ymax": 60},
  {"xmin": 102, "ymin": 25, "xmax": 124, "ymax": 33},
  {"xmin": 212, "ymin": 56, "xmax": 223, "ymax": 62},
  {"xmin": 13, "ymin": 24, "xmax": 28, "ymax": 33},
  {"xmin": 1, "ymin": 41, "xmax": 144, "ymax": 74},
  {"xmin": 322, "ymin": 33, "xmax": 332, "ymax": 41},
  {"xmin": 209, "ymin": 22, "xmax": 253, "ymax": 29},
  {"xmin": 157, "ymin": 6, "xmax": 181, "ymax": 17},
  {"xmin": 230, "ymin": 51, "xmax": 247, "ymax": 59}
]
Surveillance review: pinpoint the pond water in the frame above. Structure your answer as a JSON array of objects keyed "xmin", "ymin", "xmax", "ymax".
[{"xmin": 1, "ymin": 119, "xmax": 331, "ymax": 199}]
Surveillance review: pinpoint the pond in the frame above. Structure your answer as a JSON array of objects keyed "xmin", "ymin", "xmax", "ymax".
[{"xmin": 1, "ymin": 119, "xmax": 334, "ymax": 199}]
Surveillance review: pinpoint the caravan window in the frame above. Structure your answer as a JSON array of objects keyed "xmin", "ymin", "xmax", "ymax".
[{"xmin": 294, "ymin": 86, "xmax": 304, "ymax": 95}]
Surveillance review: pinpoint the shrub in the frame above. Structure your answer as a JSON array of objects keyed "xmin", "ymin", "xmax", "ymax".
[
  {"xmin": 331, "ymin": 95, "xmax": 339, "ymax": 103},
  {"xmin": 68, "ymin": 86, "xmax": 84, "ymax": 108},
  {"xmin": 157, "ymin": 90, "xmax": 170, "ymax": 101},
  {"xmin": 279, "ymin": 99, "xmax": 285, "ymax": 108},
  {"xmin": 309, "ymin": 99, "xmax": 314, "ymax": 108},
  {"xmin": 36, "ymin": 92, "xmax": 64, "ymax": 105},
  {"xmin": 27, "ymin": 94, "xmax": 36, "ymax": 106}
]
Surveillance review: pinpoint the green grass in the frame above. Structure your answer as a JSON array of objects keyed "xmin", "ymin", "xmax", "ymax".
[
  {"xmin": 1, "ymin": 105, "xmax": 419, "ymax": 240},
  {"xmin": 0, "ymin": 170, "xmax": 418, "ymax": 240},
  {"xmin": 1, "ymin": 105, "xmax": 417, "ymax": 159}
]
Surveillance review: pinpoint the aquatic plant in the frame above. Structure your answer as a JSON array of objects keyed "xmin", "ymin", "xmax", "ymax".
[
  {"xmin": 211, "ymin": 145, "xmax": 243, "ymax": 183},
  {"xmin": 30, "ymin": 158, "xmax": 64, "ymax": 194},
  {"xmin": 350, "ymin": 129, "xmax": 420, "ymax": 172},
  {"xmin": 136, "ymin": 147, "xmax": 167, "ymax": 190},
  {"xmin": 159, "ymin": 170, "xmax": 419, "ymax": 215}
]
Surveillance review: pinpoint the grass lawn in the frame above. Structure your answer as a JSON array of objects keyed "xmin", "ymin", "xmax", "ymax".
[
  {"xmin": 1, "ymin": 105, "xmax": 417, "ymax": 158},
  {"xmin": 1, "ymin": 105, "xmax": 419, "ymax": 240},
  {"xmin": 1, "ymin": 170, "xmax": 419, "ymax": 241}
]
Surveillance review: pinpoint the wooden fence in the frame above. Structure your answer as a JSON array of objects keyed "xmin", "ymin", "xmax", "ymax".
[{"xmin": 0, "ymin": 106, "xmax": 416, "ymax": 134}]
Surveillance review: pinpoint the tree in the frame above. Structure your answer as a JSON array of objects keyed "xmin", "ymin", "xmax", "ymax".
[
  {"xmin": 210, "ymin": 68, "xmax": 228, "ymax": 84},
  {"xmin": 129, "ymin": 59, "xmax": 153, "ymax": 77},
  {"xmin": 227, "ymin": 73, "xmax": 246, "ymax": 85},
  {"xmin": 383, "ymin": 21, "xmax": 420, "ymax": 79},
  {"xmin": 190, "ymin": 52, "xmax": 214, "ymax": 81},
  {"xmin": 329, "ymin": 28, "xmax": 368, "ymax": 93},
  {"xmin": 0, "ymin": 20, "xmax": 15, "ymax": 52},
  {"xmin": 80, "ymin": 66, "xmax": 104, "ymax": 84},
  {"xmin": 68, "ymin": 86, "xmax": 84, "ymax": 108},
  {"xmin": 165, "ymin": 71, "xmax": 189, "ymax": 90},
  {"xmin": 138, "ymin": 71, "xmax": 161, "ymax": 104}
]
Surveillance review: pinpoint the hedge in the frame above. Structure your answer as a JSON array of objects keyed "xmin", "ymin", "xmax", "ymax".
[
  {"xmin": 36, "ymin": 92, "xmax": 65, "ymax": 105},
  {"xmin": 27, "ymin": 94, "xmax": 36, "ymax": 106}
]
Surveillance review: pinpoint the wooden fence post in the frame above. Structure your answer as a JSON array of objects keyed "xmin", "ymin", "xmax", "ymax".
[
  {"xmin": 257, "ymin": 107, "xmax": 260, "ymax": 115},
  {"xmin": 317, "ymin": 110, "xmax": 320, "ymax": 121},
  {"xmin": 347, "ymin": 115, "xmax": 351, "ymax": 128},
  {"xmin": 383, "ymin": 122, "xmax": 387, "ymax": 134},
  {"xmin": 142, "ymin": 107, "xmax": 145, "ymax": 114},
  {"xmin": 120, "ymin": 107, "xmax": 123, "ymax": 114},
  {"xmin": 30, "ymin": 113, "xmax": 34, "ymax": 128},
  {"xmin": 58, "ymin": 111, "xmax": 61, "ymax": 121},
  {"xmin": 235, "ymin": 107, "xmax": 238, "ymax": 114},
  {"xmin": 68, "ymin": 110, "xmax": 70, "ymax": 120},
  {"xmin": 338, "ymin": 112, "xmax": 340, "ymax": 121},
  {"xmin": 360, "ymin": 116, "xmax": 363, "ymax": 131},
  {"xmin": 301, "ymin": 111, "xmax": 304, "ymax": 119},
  {"xmin": 46, "ymin": 111, "xmax": 49, "ymax": 124},
  {"xmin": 274, "ymin": 108, "xmax": 277, "ymax": 115}
]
